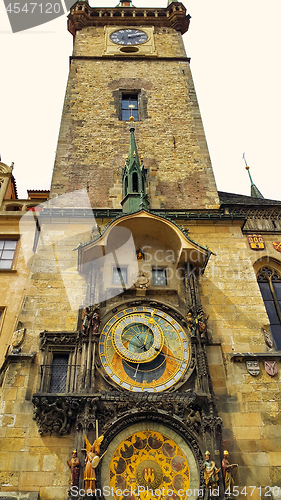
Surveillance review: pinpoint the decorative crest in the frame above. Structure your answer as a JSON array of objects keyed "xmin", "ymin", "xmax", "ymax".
[
  {"xmin": 11, "ymin": 328, "xmax": 26, "ymax": 349},
  {"xmin": 246, "ymin": 360, "xmax": 260, "ymax": 376},
  {"xmin": 247, "ymin": 234, "xmax": 265, "ymax": 250},
  {"xmin": 265, "ymin": 361, "xmax": 278, "ymax": 377},
  {"xmin": 273, "ymin": 242, "xmax": 281, "ymax": 253}
]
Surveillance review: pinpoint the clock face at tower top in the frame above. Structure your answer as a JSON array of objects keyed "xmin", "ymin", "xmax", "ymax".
[
  {"xmin": 99, "ymin": 306, "xmax": 190, "ymax": 393},
  {"xmin": 110, "ymin": 29, "xmax": 148, "ymax": 46}
]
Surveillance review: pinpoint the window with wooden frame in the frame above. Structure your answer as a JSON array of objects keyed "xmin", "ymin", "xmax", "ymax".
[
  {"xmin": 257, "ymin": 266, "xmax": 281, "ymax": 350},
  {"xmin": 0, "ymin": 239, "xmax": 18, "ymax": 269}
]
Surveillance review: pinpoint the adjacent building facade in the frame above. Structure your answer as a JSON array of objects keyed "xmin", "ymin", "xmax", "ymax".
[{"xmin": 0, "ymin": 1, "xmax": 281, "ymax": 499}]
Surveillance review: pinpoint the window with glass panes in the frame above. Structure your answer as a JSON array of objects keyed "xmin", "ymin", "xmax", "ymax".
[
  {"xmin": 122, "ymin": 94, "xmax": 138, "ymax": 121},
  {"xmin": 257, "ymin": 266, "xmax": 281, "ymax": 350},
  {"xmin": 113, "ymin": 266, "xmax": 127, "ymax": 285},
  {"xmin": 49, "ymin": 354, "xmax": 69, "ymax": 393},
  {"xmin": 152, "ymin": 268, "xmax": 167, "ymax": 286},
  {"xmin": 0, "ymin": 240, "xmax": 17, "ymax": 269}
]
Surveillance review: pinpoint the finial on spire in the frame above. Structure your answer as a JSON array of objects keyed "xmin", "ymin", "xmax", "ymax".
[{"xmin": 243, "ymin": 153, "xmax": 264, "ymax": 199}]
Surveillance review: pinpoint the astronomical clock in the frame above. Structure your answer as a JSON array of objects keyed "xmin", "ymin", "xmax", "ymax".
[{"xmin": 99, "ymin": 307, "xmax": 191, "ymax": 393}]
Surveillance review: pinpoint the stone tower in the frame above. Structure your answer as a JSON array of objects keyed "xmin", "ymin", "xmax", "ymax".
[
  {"xmin": 51, "ymin": 0, "xmax": 219, "ymax": 210},
  {"xmin": 1, "ymin": 2, "xmax": 281, "ymax": 500}
]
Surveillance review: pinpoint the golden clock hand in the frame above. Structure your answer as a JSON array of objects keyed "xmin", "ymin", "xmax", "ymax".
[{"xmin": 154, "ymin": 347, "xmax": 184, "ymax": 364}]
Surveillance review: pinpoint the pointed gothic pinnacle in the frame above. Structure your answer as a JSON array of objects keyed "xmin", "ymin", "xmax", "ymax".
[
  {"xmin": 243, "ymin": 155, "xmax": 264, "ymax": 199},
  {"xmin": 127, "ymin": 118, "xmax": 141, "ymax": 170}
]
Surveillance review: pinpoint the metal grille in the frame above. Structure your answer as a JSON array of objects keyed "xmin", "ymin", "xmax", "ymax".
[
  {"xmin": 49, "ymin": 355, "xmax": 68, "ymax": 392},
  {"xmin": 40, "ymin": 357, "xmax": 80, "ymax": 393}
]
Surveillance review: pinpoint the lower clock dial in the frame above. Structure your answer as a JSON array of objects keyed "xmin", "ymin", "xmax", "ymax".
[{"xmin": 99, "ymin": 307, "xmax": 190, "ymax": 392}]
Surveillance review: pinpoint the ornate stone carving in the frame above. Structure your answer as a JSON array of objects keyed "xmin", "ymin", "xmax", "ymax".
[
  {"xmin": 262, "ymin": 327, "xmax": 274, "ymax": 350},
  {"xmin": 82, "ymin": 306, "xmax": 100, "ymax": 339},
  {"xmin": 32, "ymin": 395, "xmax": 83, "ymax": 435},
  {"xmin": 133, "ymin": 270, "xmax": 150, "ymax": 289},
  {"xmin": 39, "ymin": 330, "xmax": 80, "ymax": 350},
  {"xmin": 11, "ymin": 327, "xmax": 26, "ymax": 349}
]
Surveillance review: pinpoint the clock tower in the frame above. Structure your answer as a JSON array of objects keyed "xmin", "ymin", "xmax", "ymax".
[
  {"xmin": 4, "ymin": 1, "xmax": 280, "ymax": 499},
  {"xmin": 38, "ymin": 1, "xmax": 221, "ymax": 497},
  {"xmin": 51, "ymin": 0, "xmax": 220, "ymax": 211},
  {"xmin": 32, "ymin": 1, "xmax": 222, "ymax": 497}
]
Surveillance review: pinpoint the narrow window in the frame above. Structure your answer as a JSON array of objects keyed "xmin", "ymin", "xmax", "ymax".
[
  {"xmin": 113, "ymin": 266, "xmax": 127, "ymax": 285},
  {"xmin": 152, "ymin": 268, "xmax": 167, "ymax": 286},
  {"xmin": 124, "ymin": 176, "xmax": 128, "ymax": 196},
  {"xmin": 49, "ymin": 354, "xmax": 69, "ymax": 393},
  {"xmin": 132, "ymin": 172, "xmax": 138, "ymax": 192},
  {"xmin": 122, "ymin": 94, "xmax": 138, "ymax": 121},
  {"xmin": 257, "ymin": 266, "xmax": 281, "ymax": 350},
  {"xmin": 0, "ymin": 240, "xmax": 17, "ymax": 269},
  {"xmin": 0, "ymin": 308, "xmax": 4, "ymax": 331}
]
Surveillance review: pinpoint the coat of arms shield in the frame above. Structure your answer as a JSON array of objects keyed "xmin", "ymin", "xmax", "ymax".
[
  {"xmin": 265, "ymin": 361, "xmax": 278, "ymax": 376},
  {"xmin": 247, "ymin": 234, "xmax": 265, "ymax": 250},
  {"xmin": 272, "ymin": 242, "xmax": 281, "ymax": 253},
  {"xmin": 246, "ymin": 360, "xmax": 260, "ymax": 376},
  {"xmin": 11, "ymin": 328, "xmax": 26, "ymax": 348}
]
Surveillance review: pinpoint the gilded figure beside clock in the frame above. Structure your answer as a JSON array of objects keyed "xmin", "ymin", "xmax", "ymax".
[{"xmin": 99, "ymin": 306, "xmax": 191, "ymax": 392}]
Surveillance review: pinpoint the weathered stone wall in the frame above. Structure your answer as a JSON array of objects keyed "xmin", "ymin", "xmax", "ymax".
[
  {"xmin": 51, "ymin": 26, "xmax": 219, "ymax": 210},
  {"xmin": 1, "ymin": 218, "xmax": 281, "ymax": 498},
  {"xmin": 0, "ymin": 218, "xmax": 30, "ymax": 367},
  {"xmin": 185, "ymin": 221, "xmax": 281, "ymax": 496},
  {"xmin": 0, "ymin": 219, "xmax": 94, "ymax": 499}
]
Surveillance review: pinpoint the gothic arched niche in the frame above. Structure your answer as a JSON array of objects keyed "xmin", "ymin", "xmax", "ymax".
[
  {"xmin": 78, "ymin": 211, "xmax": 211, "ymax": 275},
  {"xmin": 100, "ymin": 421, "xmax": 201, "ymax": 500},
  {"xmin": 254, "ymin": 257, "xmax": 281, "ymax": 350}
]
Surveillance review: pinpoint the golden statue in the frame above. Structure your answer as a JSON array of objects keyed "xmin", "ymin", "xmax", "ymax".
[
  {"xmin": 222, "ymin": 450, "xmax": 238, "ymax": 491},
  {"xmin": 202, "ymin": 451, "xmax": 220, "ymax": 492},
  {"xmin": 84, "ymin": 434, "xmax": 104, "ymax": 493}
]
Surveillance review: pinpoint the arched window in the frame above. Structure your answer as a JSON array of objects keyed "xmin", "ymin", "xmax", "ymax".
[
  {"xmin": 132, "ymin": 172, "xmax": 138, "ymax": 192},
  {"xmin": 124, "ymin": 176, "xmax": 128, "ymax": 196},
  {"xmin": 257, "ymin": 266, "xmax": 281, "ymax": 350}
]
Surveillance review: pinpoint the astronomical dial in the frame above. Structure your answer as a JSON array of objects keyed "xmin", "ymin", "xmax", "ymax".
[
  {"xmin": 99, "ymin": 307, "xmax": 190, "ymax": 392},
  {"xmin": 110, "ymin": 29, "xmax": 148, "ymax": 46}
]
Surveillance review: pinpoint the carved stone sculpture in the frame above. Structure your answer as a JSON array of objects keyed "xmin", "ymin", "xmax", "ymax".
[{"xmin": 67, "ymin": 449, "xmax": 80, "ymax": 489}]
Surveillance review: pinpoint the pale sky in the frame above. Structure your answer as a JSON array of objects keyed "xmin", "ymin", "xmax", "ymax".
[{"xmin": 0, "ymin": 0, "xmax": 281, "ymax": 201}]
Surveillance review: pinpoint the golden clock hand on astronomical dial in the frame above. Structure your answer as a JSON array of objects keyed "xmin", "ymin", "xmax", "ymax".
[
  {"xmin": 154, "ymin": 347, "xmax": 184, "ymax": 364},
  {"xmin": 122, "ymin": 334, "xmax": 143, "ymax": 347}
]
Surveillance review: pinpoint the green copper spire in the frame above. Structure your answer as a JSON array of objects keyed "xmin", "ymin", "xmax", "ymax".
[
  {"xmin": 243, "ymin": 153, "xmax": 264, "ymax": 199},
  {"xmin": 121, "ymin": 118, "xmax": 149, "ymax": 214},
  {"xmin": 167, "ymin": 0, "xmax": 179, "ymax": 5}
]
